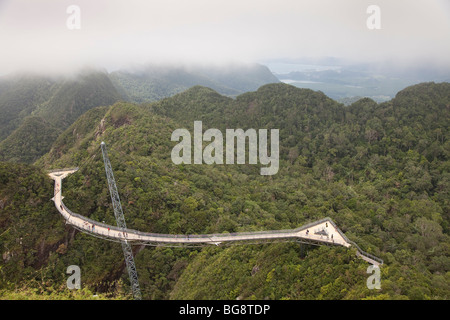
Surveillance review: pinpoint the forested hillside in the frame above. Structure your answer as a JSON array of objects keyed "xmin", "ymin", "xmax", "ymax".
[
  {"xmin": 1, "ymin": 82, "xmax": 449, "ymax": 300},
  {"xmin": 0, "ymin": 64, "xmax": 278, "ymax": 164},
  {"xmin": 0, "ymin": 74, "xmax": 55, "ymax": 142},
  {"xmin": 0, "ymin": 69, "xmax": 121, "ymax": 164},
  {"xmin": 0, "ymin": 116, "xmax": 60, "ymax": 163},
  {"xmin": 109, "ymin": 63, "xmax": 280, "ymax": 103}
]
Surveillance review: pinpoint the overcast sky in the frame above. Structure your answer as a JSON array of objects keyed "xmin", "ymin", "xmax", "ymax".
[{"xmin": 0, "ymin": 0, "xmax": 449, "ymax": 75}]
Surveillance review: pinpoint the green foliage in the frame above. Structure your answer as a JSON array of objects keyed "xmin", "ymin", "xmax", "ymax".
[
  {"xmin": 0, "ymin": 279, "xmax": 130, "ymax": 300},
  {"xmin": 33, "ymin": 69, "xmax": 121, "ymax": 129},
  {"xmin": 0, "ymin": 82, "xmax": 449, "ymax": 300},
  {"xmin": 0, "ymin": 69, "xmax": 121, "ymax": 164},
  {"xmin": 0, "ymin": 73, "xmax": 55, "ymax": 142},
  {"xmin": 170, "ymin": 244, "xmax": 370, "ymax": 300},
  {"xmin": 0, "ymin": 116, "xmax": 61, "ymax": 163}
]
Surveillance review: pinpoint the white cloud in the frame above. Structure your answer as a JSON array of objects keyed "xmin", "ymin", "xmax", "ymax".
[{"xmin": 0, "ymin": 0, "xmax": 449, "ymax": 74}]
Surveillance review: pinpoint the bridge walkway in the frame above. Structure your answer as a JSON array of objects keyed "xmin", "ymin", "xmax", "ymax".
[{"xmin": 48, "ymin": 169, "xmax": 383, "ymax": 266}]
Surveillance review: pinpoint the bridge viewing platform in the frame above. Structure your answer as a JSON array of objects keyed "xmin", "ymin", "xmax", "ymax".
[{"xmin": 48, "ymin": 168, "xmax": 383, "ymax": 266}]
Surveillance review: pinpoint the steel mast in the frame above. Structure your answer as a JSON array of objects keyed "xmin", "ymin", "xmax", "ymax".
[{"xmin": 100, "ymin": 141, "xmax": 142, "ymax": 300}]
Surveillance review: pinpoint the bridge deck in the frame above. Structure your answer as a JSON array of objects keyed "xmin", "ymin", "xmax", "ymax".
[{"xmin": 48, "ymin": 169, "xmax": 382, "ymax": 266}]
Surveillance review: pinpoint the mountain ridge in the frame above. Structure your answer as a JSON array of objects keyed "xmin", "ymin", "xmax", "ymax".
[
  {"xmin": 0, "ymin": 63, "xmax": 280, "ymax": 164},
  {"xmin": 1, "ymin": 81, "xmax": 449, "ymax": 300},
  {"xmin": 109, "ymin": 63, "xmax": 280, "ymax": 103}
]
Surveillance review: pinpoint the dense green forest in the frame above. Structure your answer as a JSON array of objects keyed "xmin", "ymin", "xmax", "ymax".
[
  {"xmin": 0, "ymin": 69, "xmax": 122, "ymax": 164},
  {"xmin": 0, "ymin": 64, "xmax": 279, "ymax": 165},
  {"xmin": 0, "ymin": 116, "xmax": 60, "ymax": 164},
  {"xmin": 0, "ymin": 82, "xmax": 449, "ymax": 300}
]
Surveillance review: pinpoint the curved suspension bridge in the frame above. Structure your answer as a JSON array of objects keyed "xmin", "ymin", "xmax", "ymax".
[{"xmin": 48, "ymin": 168, "xmax": 383, "ymax": 266}]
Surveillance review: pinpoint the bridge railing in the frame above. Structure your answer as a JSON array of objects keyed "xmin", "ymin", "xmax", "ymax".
[
  {"xmin": 61, "ymin": 205, "xmax": 341, "ymax": 245},
  {"xmin": 61, "ymin": 201, "xmax": 123, "ymax": 233},
  {"xmin": 349, "ymin": 241, "xmax": 384, "ymax": 265},
  {"xmin": 60, "ymin": 201, "xmax": 384, "ymax": 264},
  {"xmin": 61, "ymin": 202, "xmax": 332, "ymax": 240},
  {"xmin": 325, "ymin": 218, "xmax": 383, "ymax": 265},
  {"xmin": 48, "ymin": 167, "xmax": 79, "ymax": 174}
]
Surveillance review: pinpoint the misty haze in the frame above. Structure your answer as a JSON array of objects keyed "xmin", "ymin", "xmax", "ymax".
[{"xmin": 0, "ymin": 0, "xmax": 449, "ymax": 305}]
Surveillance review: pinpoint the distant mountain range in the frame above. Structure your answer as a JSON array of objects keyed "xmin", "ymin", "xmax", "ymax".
[
  {"xmin": 109, "ymin": 63, "xmax": 280, "ymax": 103},
  {"xmin": 1, "ymin": 80, "xmax": 448, "ymax": 300},
  {"xmin": 0, "ymin": 63, "xmax": 279, "ymax": 163}
]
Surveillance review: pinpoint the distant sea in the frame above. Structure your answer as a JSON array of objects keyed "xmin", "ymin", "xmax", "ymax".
[{"xmin": 265, "ymin": 62, "xmax": 341, "ymax": 74}]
